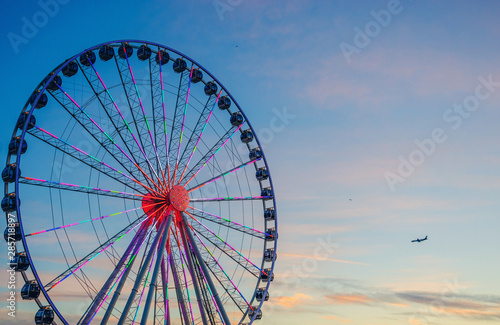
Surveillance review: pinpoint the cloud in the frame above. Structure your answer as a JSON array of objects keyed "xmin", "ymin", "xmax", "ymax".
[
  {"xmin": 397, "ymin": 291, "xmax": 500, "ymax": 321},
  {"xmin": 326, "ymin": 293, "xmax": 372, "ymax": 305},
  {"xmin": 273, "ymin": 293, "xmax": 314, "ymax": 308},
  {"xmin": 431, "ymin": 306, "xmax": 500, "ymax": 319},
  {"xmin": 321, "ymin": 315, "xmax": 352, "ymax": 323}
]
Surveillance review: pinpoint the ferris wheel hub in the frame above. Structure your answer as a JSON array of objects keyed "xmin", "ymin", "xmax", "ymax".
[{"xmin": 168, "ymin": 185, "xmax": 190, "ymax": 212}]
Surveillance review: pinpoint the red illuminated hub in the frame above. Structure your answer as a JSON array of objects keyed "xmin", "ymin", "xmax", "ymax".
[
  {"xmin": 168, "ymin": 185, "xmax": 190, "ymax": 212},
  {"xmin": 141, "ymin": 185, "xmax": 190, "ymax": 223}
]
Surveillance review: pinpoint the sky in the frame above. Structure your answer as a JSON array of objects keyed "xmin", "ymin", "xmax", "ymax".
[{"xmin": 1, "ymin": 0, "xmax": 500, "ymax": 324}]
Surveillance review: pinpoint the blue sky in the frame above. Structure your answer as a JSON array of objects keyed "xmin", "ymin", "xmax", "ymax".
[{"xmin": 1, "ymin": 0, "xmax": 500, "ymax": 324}]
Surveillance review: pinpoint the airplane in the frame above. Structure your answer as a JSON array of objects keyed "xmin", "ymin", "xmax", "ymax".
[{"xmin": 411, "ymin": 236, "xmax": 428, "ymax": 243}]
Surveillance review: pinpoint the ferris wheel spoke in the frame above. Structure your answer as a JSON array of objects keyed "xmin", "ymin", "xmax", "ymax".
[
  {"xmin": 186, "ymin": 207, "xmax": 266, "ymax": 240},
  {"xmin": 19, "ymin": 176, "xmax": 145, "ymax": 202},
  {"xmin": 158, "ymin": 254, "xmax": 170, "ymax": 325},
  {"xmin": 185, "ymin": 212, "xmax": 262, "ymax": 278},
  {"xmin": 140, "ymin": 213, "xmax": 172, "ymax": 325},
  {"xmin": 118, "ymin": 210, "xmax": 172, "ymax": 324},
  {"xmin": 188, "ymin": 250, "xmax": 222, "ymax": 325},
  {"xmin": 177, "ymin": 214, "xmax": 210, "ymax": 325},
  {"xmin": 150, "ymin": 47, "xmax": 173, "ymax": 190},
  {"xmin": 80, "ymin": 57, "xmax": 167, "ymax": 195},
  {"xmin": 187, "ymin": 158, "xmax": 262, "ymax": 193},
  {"xmin": 78, "ymin": 221, "xmax": 150, "ymax": 324},
  {"xmin": 44, "ymin": 213, "xmax": 150, "ymax": 291},
  {"xmin": 176, "ymin": 91, "xmax": 222, "ymax": 185},
  {"xmin": 150, "ymin": 48, "xmax": 170, "ymax": 184},
  {"xmin": 98, "ymin": 220, "xmax": 159, "ymax": 325},
  {"xmin": 132, "ymin": 237, "xmax": 158, "ymax": 324},
  {"xmin": 27, "ymin": 124, "xmax": 149, "ymax": 195},
  {"xmin": 25, "ymin": 204, "xmax": 151, "ymax": 238},
  {"xmin": 169, "ymin": 65, "xmax": 194, "ymax": 187},
  {"xmin": 169, "ymin": 233, "xmax": 194, "ymax": 325},
  {"xmin": 181, "ymin": 214, "xmax": 232, "ymax": 325},
  {"xmin": 114, "ymin": 44, "xmax": 168, "ymax": 192},
  {"xmin": 190, "ymin": 196, "xmax": 272, "ymax": 203},
  {"xmin": 186, "ymin": 220, "xmax": 251, "ymax": 315},
  {"xmin": 180, "ymin": 123, "xmax": 243, "ymax": 187},
  {"xmin": 47, "ymin": 81, "xmax": 159, "ymax": 193}
]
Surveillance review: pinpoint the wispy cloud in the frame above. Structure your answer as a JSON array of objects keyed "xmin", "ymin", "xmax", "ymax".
[
  {"xmin": 326, "ymin": 293, "xmax": 372, "ymax": 305},
  {"xmin": 321, "ymin": 314, "xmax": 352, "ymax": 323},
  {"xmin": 273, "ymin": 293, "xmax": 314, "ymax": 308}
]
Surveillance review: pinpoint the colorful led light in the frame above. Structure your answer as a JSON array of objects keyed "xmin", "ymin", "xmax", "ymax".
[
  {"xmin": 188, "ymin": 206, "xmax": 265, "ymax": 235},
  {"xmin": 185, "ymin": 211, "xmax": 263, "ymax": 274},
  {"xmin": 183, "ymin": 123, "xmax": 244, "ymax": 186},
  {"xmin": 187, "ymin": 158, "xmax": 261, "ymax": 193},
  {"xmin": 25, "ymin": 204, "xmax": 154, "ymax": 237},
  {"xmin": 177, "ymin": 90, "xmax": 222, "ymax": 184},
  {"xmin": 190, "ymin": 196, "xmax": 271, "ymax": 202},
  {"xmin": 21, "ymin": 176, "xmax": 145, "ymax": 200}
]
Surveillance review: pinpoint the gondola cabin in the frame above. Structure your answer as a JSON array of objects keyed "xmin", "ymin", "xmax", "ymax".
[
  {"xmin": 261, "ymin": 187, "xmax": 273, "ymax": 198},
  {"xmin": 218, "ymin": 96, "xmax": 231, "ymax": 110},
  {"xmin": 99, "ymin": 45, "xmax": 114, "ymax": 61},
  {"xmin": 191, "ymin": 68, "xmax": 203, "ymax": 83},
  {"xmin": 173, "ymin": 58, "xmax": 187, "ymax": 73},
  {"xmin": 118, "ymin": 43, "xmax": 133, "ymax": 59},
  {"xmin": 62, "ymin": 60, "xmax": 78, "ymax": 77},
  {"xmin": 265, "ymin": 227, "xmax": 277, "ymax": 241},
  {"xmin": 155, "ymin": 50, "xmax": 169, "ymax": 65},
  {"xmin": 29, "ymin": 91, "xmax": 48, "ymax": 108},
  {"xmin": 2, "ymin": 164, "xmax": 20, "ymax": 183},
  {"xmin": 241, "ymin": 130, "xmax": 253, "ymax": 143},
  {"xmin": 248, "ymin": 307, "xmax": 263, "ymax": 320},
  {"xmin": 10, "ymin": 251, "xmax": 30, "ymax": 271},
  {"xmin": 249, "ymin": 148, "xmax": 262, "ymax": 160},
  {"xmin": 255, "ymin": 288, "xmax": 270, "ymax": 302},
  {"xmin": 261, "ymin": 268, "xmax": 274, "ymax": 282},
  {"xmin": 264, "ymin": 248, "xmax": 276, "ymax": 262},
  {"xmin": 8, "ymin": 137, "xmax": 28, "ymax": 155},
  {"xmin": 79, "ymin": 50, "xmax": 96, "ymax": 66},
  {"xmin": 137, "ymin": 44, "xmax": 152, "ymax": 61},
  {"xmin": 17, "ymin": 112, "xmax": 36, "ymax": 131},
  {"xmin": 21, "ymin": 280, "xmax": 40, "ymax": 300},
  {"xmin": 35, "ymin": 306, "xmax": 54, "ymax": 325},
  {"xmin": 204, "ymin": 81, "xmax": 217, "ymax": 95},
  {"xmin": 264, "ymin": 207, "xmax": 275, "ymax": 221},
  {"xmin": 3, "ymin": 222, "xmax": 22, "ymax": 242},
  {"xmin": 256, "ymin": 167, "xmax": 269, "ymax": 181},
  {"xmin": 230, "ymin": 112, "xmax": 244, "ymax": 126},
  {"xmin": 2, "ymin": 193, "xmax": 20, "ymax": 213},
  {"xmin": 44, "ymin": 74, "xmax": 62, "ymax": 92}
]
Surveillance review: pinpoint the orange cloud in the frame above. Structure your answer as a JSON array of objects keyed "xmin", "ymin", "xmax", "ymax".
[
  {"xmin": 326, "ymin": 294, "xmax": 371, "ymax": 305},
  {"xmin": 430, "ymin": 306, "xmax": 500, "ymax": 317},
  {"xmin": 408, "ymin": 319, "xmax": 425, "ymax": 325},
  {"xmin": 321, "ymin": 315, "xmax": 351, "ymax": 323},
  {"xmin": 388, "ymin": 302, "xmax": 409, "ymax": 308},
  {"xmin": 273, "ymin": 293, "xmax": 313, "ymax": 308}
]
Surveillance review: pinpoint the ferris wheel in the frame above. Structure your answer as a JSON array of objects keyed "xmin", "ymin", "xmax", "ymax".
[{"xmin": 3, "ymin": 40, "xmax": 277, "ymax": 325}]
